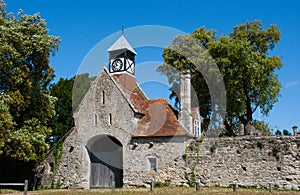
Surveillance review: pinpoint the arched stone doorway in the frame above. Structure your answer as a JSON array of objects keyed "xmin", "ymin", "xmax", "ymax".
[{"xmin": 86, "ymin": 135, "xmax": 123, "ymax": 188}]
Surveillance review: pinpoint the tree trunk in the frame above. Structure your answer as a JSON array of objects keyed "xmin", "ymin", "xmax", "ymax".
[
  {"xmin": 240, "ymin": 97, "xmax": 255, "ymax": 135},
  {"xmin": 224, "ymin": 119, "xmax": 236, "ymax": 137}
]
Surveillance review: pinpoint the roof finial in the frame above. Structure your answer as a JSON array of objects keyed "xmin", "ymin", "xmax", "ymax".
[{"xmin": 121, "ymin": 25, "xmax": 124, "ymax": 36}]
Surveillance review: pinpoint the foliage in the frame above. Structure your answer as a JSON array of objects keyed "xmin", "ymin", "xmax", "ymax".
[
  {"xmin": 157, "ymin": 29, "xmax": 216, "ymax": 133},
  {"xmin": 272, "ymin": 145, "xmax": 281, "ymax": 157},
  {"xmin": 252, "ymin": 120, "xmax": 272, "ymax": 136},
  {"xmin": 282, "ymin": 129, "xmax": 291, "ymax": 136},
  {"xmin": 154, "ymin": 180, "xmax": 171, "ymax": 188},
  {"xmin": 256, "ymin": 141, "xmax": 265, "ymax": 149},
  {"xmin": 50, "ymin": 77, "xmax": 74, "ymax": 136},
  {"xmin": 72, "ymin": 73, "xmax": 96, "ymax": 112},
  {"xmin": 49, "ymin": 73, "xmax": 95, "ymax": 136},
  {"xmin": 210, "ymin": 143, "xmax": 217, "ymax": 154},
  {"xmin": 0, "ymin": 1, "xmax": 60, "ymax": 163},
  {"xmin": 4, "ymin": 118, "xmax": 51, "ymax": 162},
  {"xmin": 184, "ymin": 170, "xmax": 196, "ymax": 187},
  {"xmin": 157, "ymin": 20, "xmax": 282, "ymax": 136},
  {"xmin": 52, "ymin": 138, "xmax": 64, "ymax": 172},
  {"xmin": 0, "ymin": 96, "xmax": 14, "ymax": 155},
  {"xmin": 182, "ymin": 153, "xmax": 187, "ymax": 162},
  {"xmin": 275, "ymin": 130, "xmax": 282, "ymax": 136}
]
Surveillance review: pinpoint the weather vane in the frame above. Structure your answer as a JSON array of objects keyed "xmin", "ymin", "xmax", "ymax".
[{"xmin": 121, "ymin": 25, "xmax": 124, "ymax": 36}]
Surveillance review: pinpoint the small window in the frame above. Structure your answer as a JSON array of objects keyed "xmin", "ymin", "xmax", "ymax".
[
  {"xmin": 102, "ymin": 91, "xmax": 105, "ymax": 104},
  {"xmin": 69, "ymin": 146, "xmax": 74, "ymax": 152},
  {"xmin": 94, "ymin": 113, "xmax": 98, "ymax": 126},
  {"xmin": 148, "ymin": 158, "xmax": 157, "ymax": 172},
  {"xmin": 194, "ymin": 119, "xmax": 200, "ymax": 138},
  {"xmin": 49, "ymin": 162, "xmax": 54, "ymax": 173},
  {"xmin": 109, "ymin": 113, "xmax": 112, "ymax": 125}
]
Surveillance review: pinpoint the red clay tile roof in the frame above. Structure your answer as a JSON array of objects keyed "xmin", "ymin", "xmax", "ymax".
[
  {"xmin": 132, "ymin": 98, "xmax": 191, "ymax": 137},
  {"xmin": 111, "ymin": 73, "xmax": 148, "ymax": 113},
  {"xmin": 111, "ymin": 73, "xmax": 147, "ymax": 99},
  {"xmin": 111, "ymin": 73, "xmax": 191, "ymax": 137}
]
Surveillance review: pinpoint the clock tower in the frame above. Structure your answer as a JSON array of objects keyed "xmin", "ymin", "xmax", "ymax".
[{"xmin": 107, "ymin": 28, "xmax": 137, "ymax": 75}]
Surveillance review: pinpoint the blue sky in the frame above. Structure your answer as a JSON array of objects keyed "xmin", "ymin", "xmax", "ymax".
[{"xmin": 6, "ymin": 0, "xmax": 300, "ymax": 133}]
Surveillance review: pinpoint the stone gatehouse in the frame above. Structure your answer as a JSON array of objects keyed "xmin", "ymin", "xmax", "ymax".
[
  {"xmin": 40, "ymin": 31, "xmax": 300, "ymax": 190},
  {"xmin": 40, "ymin": 32, "xmax": 201, "ymax": 189}
]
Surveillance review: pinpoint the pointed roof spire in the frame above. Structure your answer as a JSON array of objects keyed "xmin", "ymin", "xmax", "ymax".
[
  {"xmin": 121, "ymin": 25, "xmax": 124, "ymax": 36},
  {"xmin": 107, "ymin": 26, "xmax": 137, "ymax": 54}
]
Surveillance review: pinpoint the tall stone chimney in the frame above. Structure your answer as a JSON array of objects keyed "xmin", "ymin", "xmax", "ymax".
[
  {"xmin": 293, "ymin": 125, "xmax": 298, "ymax": 136},
  {"xmin": 180, "ymin": 69, "xmax": 192, "ymax": 134}
]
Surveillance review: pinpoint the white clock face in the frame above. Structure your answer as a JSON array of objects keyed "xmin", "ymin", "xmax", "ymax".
[{"xmin": 112, "ymin": 59, "xmax": 123, "ymax": 71}]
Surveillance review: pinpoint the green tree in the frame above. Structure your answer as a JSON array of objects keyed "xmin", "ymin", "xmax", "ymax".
[
  {"xmin": 72, "ymin": 73, "xmax": 96, "ymax": 112},
  {"xmin": 275, "ymin": 130, "xmax": 282, "ymax": 136},
  {"xmin": 0, "ymin": 1, "xmax": 60, "ymax": 163},
  {"xmin": 158, "ymin": 28, "xmax": 217, "ymax": 133},
  {"xmin": 252, "ymin": 120, "xmax": 272, "ymax": 136},
  {"xmin": 50, "ymin": 77, "xmax": 75, "ymax": 136},
  {"xmin": 49, "ymin": 73, "xmax": 96, "ymax": 137},
  {"xmin": 282, "ymin": 129, "xmax": 291, "ymax": 136},
  {"xmin": 158, "ymin": 20, "xmax": 282, "ymax": 136},
  {"xmin": 0, "ymin": 95, "xmax": 14, "ymax": 155}
]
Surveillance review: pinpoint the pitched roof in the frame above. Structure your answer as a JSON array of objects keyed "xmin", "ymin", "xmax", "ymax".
[
  {"xmin": 107, "ymin": 35, "xmax": 137, "ymax": 54},
  {"xmin": 132, "ymin": 98, "xmax": 191, "ymax": 137},
  {"xmin": 111, "ymin": 73, "xmax": 192, "ymax": 138},
  {"xmin": 111, "ymin": 73, "xmax": 148, "ymax": 113}
]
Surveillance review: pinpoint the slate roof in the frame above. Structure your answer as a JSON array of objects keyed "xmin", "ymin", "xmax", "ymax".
[
  {"xmin": 111, "ymin": 72, "xmax": 192, "ymax": 138},
  {"xmin": 107, "ymin": 35, "xmax": 137, "ymax": 54}
]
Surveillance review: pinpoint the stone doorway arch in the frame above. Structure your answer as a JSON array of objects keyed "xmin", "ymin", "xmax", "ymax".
[{"xmin": 86, "ymin": 135, "xmax": 123, "ymax": 188}]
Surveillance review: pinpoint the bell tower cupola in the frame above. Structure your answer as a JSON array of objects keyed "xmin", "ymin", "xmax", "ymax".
[{"xmin": 107, "ymin": 26, "xmax": 137, "ymax": 75}]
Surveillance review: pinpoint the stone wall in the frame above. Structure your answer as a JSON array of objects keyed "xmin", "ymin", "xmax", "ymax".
[
  {"xmin": 119, "ymin": 135, "xmax": 300, "ymax": 190},
  {"xmin": 40, "ymin": 69, "xmax": 192, "ymax": 189},
  {"xmin": 40, "ymin": 135, "xmax": 300, "ymax": 190},
  {"xmin": 38, "ymin": 70, "xmax": 300, "ymax": 190},
  {"xmin": 123, "ymin": 136, "xmax": 189, "ymax": 187},
  {"xmin": 184, "ymin": 136, "xmax": 300, "ymax": 190}
]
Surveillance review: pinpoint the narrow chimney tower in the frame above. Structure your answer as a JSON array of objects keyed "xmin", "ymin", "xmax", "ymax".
[
  {"xmin": 293, "ymin": 125, "xmax": 298, "ymax": 136},
  {"xmin": 180, "ymin": 69, "xmax": 192, "ymax": 134}
]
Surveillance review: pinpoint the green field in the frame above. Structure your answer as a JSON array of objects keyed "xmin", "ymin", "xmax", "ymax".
[{"xmin": 1, "ymin": 187, "xmax": 300, "ymax": 195}]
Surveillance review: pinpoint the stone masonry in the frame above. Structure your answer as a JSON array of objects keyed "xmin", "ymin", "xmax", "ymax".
[
  {"xmin": 41, "ymin": 134, "xmax": 300, "ymax": 190},
  {"xmin": 186, "ymin": 136, "xmax": 300, "ymax": 190},
  {"xmin": 39, "ymin": 32, "xmax": 300, "ymax": 190}
]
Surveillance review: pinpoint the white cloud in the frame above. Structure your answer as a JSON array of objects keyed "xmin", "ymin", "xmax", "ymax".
[{"xmin": 285, "ymin": 81, "xmax": 300, "ymax": 87}]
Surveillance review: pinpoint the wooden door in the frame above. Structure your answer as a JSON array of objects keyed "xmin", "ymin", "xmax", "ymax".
[
  {"xmin": 90, "ymin": 162, "xmax": 114, "ymax": 188},
  {"xmin": 88, "ymin": 135, "xmax": 123, "ymax": 188}
]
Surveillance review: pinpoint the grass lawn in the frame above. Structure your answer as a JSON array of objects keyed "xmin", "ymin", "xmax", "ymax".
[{"xmin": 1, "ymin": 187, "xmax": 300, "ymax": 195}]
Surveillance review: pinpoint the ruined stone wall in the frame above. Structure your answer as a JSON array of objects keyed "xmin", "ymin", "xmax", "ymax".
[
  {"xmin": 184, "ymin": 136, "xmax": 300, "ymax": 190},
  {"xmin": 42, "ymin": 135, "xmax": 300, "ymax": 190},
  {"xmin": 125, "ymin": 136, "xmax": 300, "ymax": 190},
  {"xmin": 123, "ymin": 136, "xmax": 189, "ymax": 187}
]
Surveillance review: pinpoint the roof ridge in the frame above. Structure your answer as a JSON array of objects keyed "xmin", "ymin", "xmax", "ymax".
[
  {"xmin": 107, "ymin": 35, "xmax": 137, "ymax": 54},
  {"xmin": 103, "ymin": 68, "xmax": 141, "ymax": 113}
]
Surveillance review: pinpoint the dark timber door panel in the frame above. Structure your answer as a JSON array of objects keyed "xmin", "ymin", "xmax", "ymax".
[
  {"xmin": 87, "ymin": 135, "xmax": 123, "ymax": 188},
  {"xmin": 90, "ymin": 162, "xmax": 114, "ymax": 188}
]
